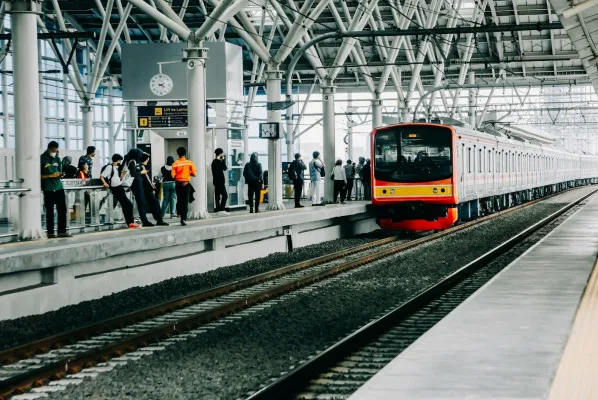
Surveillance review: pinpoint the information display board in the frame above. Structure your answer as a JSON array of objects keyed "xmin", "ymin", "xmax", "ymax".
[{"xmin": 137, "ymin": 106, "xmax": 188, "ymax": 129}]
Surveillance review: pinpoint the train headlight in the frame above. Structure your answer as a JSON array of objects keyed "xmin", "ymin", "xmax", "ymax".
[
  {"xmin": 433, "ymin": 188, "xmax": 438, "ymax": 194},
  {"xmin": 390, "ymin": 189, "xmax": 395, "ymax": 195}
]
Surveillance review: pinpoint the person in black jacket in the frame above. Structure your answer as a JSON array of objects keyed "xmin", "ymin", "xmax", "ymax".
[
  {"xmin": 289, "ymin": 153, "xmax": 307, "ymax": 208},
  {"xmin": 211, "ymin": 148, "xmax": 228, "ymax": 214},
  {"xmin": 122, "ymin": 149, "xmax": 154, "ymax": 227},
  {"xmin": 243, "ymin": 152, "xmax": 263, "ymax": 213},
  {"xmin": 361, "ymin": 159, "xmax": 371, "ymax": 201},
  {"xmin": 62, "ymin": 156, "xmax": 78, "ymax": 179},
  {"xmin": 140, "ymin": 153, "xmax": 168, "ymax": 226}
]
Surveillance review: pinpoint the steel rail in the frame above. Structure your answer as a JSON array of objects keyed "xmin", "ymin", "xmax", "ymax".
[
  {"xmin": 245, "ymin": 188, "xmax": 598, "ymax": 400},
  {"xmin": 0, "ymin": 187, "xmax": 582, "ymax": 399}
]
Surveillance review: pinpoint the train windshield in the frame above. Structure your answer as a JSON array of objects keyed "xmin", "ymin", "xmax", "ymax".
[{"xmin": 374, "ymin": 126, "xmax": 453, "ymax": 182}]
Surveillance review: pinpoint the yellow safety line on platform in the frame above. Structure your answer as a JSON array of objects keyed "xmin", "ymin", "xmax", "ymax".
[{"xmin": 549, "ymin": 257, "xmax": 598, "ymax": 400}]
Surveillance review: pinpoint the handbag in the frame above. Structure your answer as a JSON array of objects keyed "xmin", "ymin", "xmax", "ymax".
[
  {"xmin": 330, "ymin": 172, "xmax": 335, "ymax": 181},
  {"xmin": 319, "ymin": 165, "xmax": 326, "ymax": 177}
]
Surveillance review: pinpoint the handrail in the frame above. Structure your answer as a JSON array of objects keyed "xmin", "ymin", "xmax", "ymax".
[{"xmin": 0, "ymin": 188, "xmax": 30, "ymax": 194}]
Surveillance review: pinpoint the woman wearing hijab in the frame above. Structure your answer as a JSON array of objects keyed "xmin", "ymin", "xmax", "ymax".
[
  {"xmin": 62, "ymin": 156, "xmax": 78, "ymax": 179},
  {"xmin": 243, "ymin": 152, "xmax": 263, "ymax": 213},
  {"xmin": 121, "ymin": 148, "xmax": 155, "ymax": 227},
  {"xmin": 161, "ymin": 156, "xmax": 177, "ymax": 219}
]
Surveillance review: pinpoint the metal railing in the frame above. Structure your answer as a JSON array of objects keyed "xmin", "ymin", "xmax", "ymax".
[{"xmin": 0, "ymin": 179, "xmax": 133, "ymax": 243}]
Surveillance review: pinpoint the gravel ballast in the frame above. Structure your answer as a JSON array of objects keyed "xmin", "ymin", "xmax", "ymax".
[
  {"xmin": 0, "ymin": 232, "xmax": 388, "ymax": 351},
  {"xmin": 45, "ymin": 187, "xmax": 596, "ymax": 400}
]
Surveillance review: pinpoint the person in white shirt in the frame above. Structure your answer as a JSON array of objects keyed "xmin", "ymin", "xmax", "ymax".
[
  {"xmin": 309, "ymin": 151, "xmax": 325, "ymax": 206},
  {"xmin": 332, "ymin": 159, "xmax": 348, "ymax": 204},
  {"xmin": 100, "ymin": 154, "xmax": 139, "ymax": 229}
]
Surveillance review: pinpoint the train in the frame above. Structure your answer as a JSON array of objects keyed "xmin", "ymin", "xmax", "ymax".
[{"xmin": 369, "ymin": 122, "xmax": 598, "ymax": 231}]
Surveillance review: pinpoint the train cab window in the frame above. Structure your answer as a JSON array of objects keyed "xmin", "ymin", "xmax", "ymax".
[{"xmin": 373, "ymin": 125, "xmax": 453, "ymax": 182}]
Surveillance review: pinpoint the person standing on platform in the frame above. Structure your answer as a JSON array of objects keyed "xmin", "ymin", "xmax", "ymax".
[
  {"xmin": 160, "ymin": 156, "xmax": 177, "ymax": 219},
  {"xmin": 356, "ymin": 156, "xmax": 365, "ymax": 200},
  {"xmin": 41, "ymin": 141, "xmax": 72, "ymax": 238},
  {"xmin": 211, "ymin": 148, "xmax": 229, "ymax": 215},
  {"xmin": 309, "ymin": 151, "xmax": 325, "ymax": 206},
  {"xmin": 122, "ymin": 148, "xmax": 154, "ymax": 227},
  {"xmin": 288, "ymin": 153, "xmax": 306, "ymax": 208},
  {"xmin": 172, "ymin": 147, "xmax": 197, "ymax": 226},
  {"xmin": 361, "ymin": 159, "xmax": 372, "ymax": 201},
  {"xmin": 332, "ymin": 159, "xmax": 348, "ymax": 204},
  {"xmin": 78, "ymin": 146, "xmax": 96, "ymax": 178},
  {"xmin": 140, "ymin": 153, "xmax": 169, "ymax": 226},
  {"xmin": 344, "ymin": 159, "xmax": 356, "ymax": 201},
  {"xmin": 243, "ymin": 152, "xmax": 263, "ymax": 214},
  {"xmin": 100, "ymin": 154, "xmax": 139, "ymax": 229}
]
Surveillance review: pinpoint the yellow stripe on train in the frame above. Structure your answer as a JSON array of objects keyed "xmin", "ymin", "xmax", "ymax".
[{"xmin": 374, "ymin": 185, "xmax": 453, "ymax": 197}]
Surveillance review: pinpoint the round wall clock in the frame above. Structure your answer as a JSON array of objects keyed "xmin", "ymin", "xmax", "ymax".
[{"xmin": 149, "ymin": 73, "xmax": 173, "ymax": 96}]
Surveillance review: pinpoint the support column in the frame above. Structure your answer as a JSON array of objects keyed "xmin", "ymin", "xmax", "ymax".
[
  {"xmin": 266, "ymin": 64, "xmax": 284, "ymax": 210},
  {"xmin": 372, "ymin": 93, "xmax": 382, "ymax": 129},
  {"xmin": 81, "ymin": 100, "xmax": 93, "ymax": 148},
  {"xmin": 107, "ymin": 78, "xmax": 115, "ymax": 156},
  {"xmin": 346, "ymin": 92, "xmax": 353, "ymax": 161},
  {"xmin": 322, "ymin": 80, "xmax": 336, "ymax": 204},
  {"xmin": 468, "ymin": 71, "xmax": 477, "ymax": 129},
  {"xmin": 38, "ymin": 40, "xmax": 44, "ymax": 140},
  {"xmin": 63, "ymin": 48, "xmax": 70, "ymax": 149},
  {"xmin": 285, "ymin": 102, "xmax": 293, "ymax": 162},
  {"xmin": 371, "ymin": 92, "xmax": 382, "ymax": 158},
  {"xmin": 9, "ymin": 0, "xmax": 44, "ymax": 239},
  {"xmin": 184, "ymin": 39, "xmax": 210, "ymax": 219},
  {"xmin": 1, "ymin": 57, "xmax": 8, "ymax": 147},
  {"xmin": 126, "ymin": 101, "xmax": 136, "ymax": 149},
  {"xmin": 402, "ymin": 100, "xmax": 410, "ymax": 123}
]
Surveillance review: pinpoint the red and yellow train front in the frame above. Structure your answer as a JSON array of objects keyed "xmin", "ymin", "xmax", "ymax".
[{"xmin": 370, "ymin": 123, "xmax": 458, "ymax": 231}]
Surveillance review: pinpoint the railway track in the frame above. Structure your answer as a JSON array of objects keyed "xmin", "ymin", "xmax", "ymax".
[
  {"xmin": 0, "ymin": 190, "xmax": 584, "ymax": 399},
  {"xmin": 244, "ymin": 189, "xmax": 597, "ymax": 400}
]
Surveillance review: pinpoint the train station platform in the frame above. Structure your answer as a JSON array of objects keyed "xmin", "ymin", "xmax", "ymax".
[
  {"xmin": 349, "ymin": 195, "xmax": 598, "ymax": 400},
  {"xmin": 0, "ymin": 202, "xmax": 376, "ymax": 321}
]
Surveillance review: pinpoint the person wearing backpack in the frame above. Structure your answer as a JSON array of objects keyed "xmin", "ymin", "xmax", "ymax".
[
  {"xmin": 121, "ymin": 148, "xmax": 155, "ymax": 227},
  {"xmin": 100, "ymin": 154, "xmax": 139, "ymax": 229},
  {"xmin": 288, "ymin": 153, "xmax": 306, "ymax": 208}
]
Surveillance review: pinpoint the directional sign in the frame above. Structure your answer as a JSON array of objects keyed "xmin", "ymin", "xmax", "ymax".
[{"xmin": 137, "ymin": 106, "xmax": 188, "ymax": 128}]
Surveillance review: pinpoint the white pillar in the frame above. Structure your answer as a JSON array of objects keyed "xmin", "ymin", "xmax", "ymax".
[
  {"xmin": 81, "ymin": 100, "xmax": 93, "ymax": 148},
  {"xmin": 62, "ymin": 49, "xmax": 70, "ymax": 149},
  {"xmin": 126, "ymin": 101, "xmax": 136, "ymax": 149},
  {"xmin": 107, "ymin": 78, "xmax": 115, "ymax": 156},
  {"xmin": 266, "ymin": 63, "xmax": 284, "ymax": 210},
  {"xmin": 1, "ymin": 57, "xmax": 8, "ymax": 148},
  {"xmin": 322, "ymin": 80, "xmax": 335, "ymax": 203},
  {"xmin": 38, "ymin": 40, "xmax": 44, "ymax": 141},
  {"xmin": 286, "ymin": 101, "xmax": 294, "ymax": 162},
  {"xmin": 184, "ymin": 40, "xmax": 210, "ymax": 219},
  {"xmin": 372, "ymin": 93, "xmax": 382, "ymax": 129},
  {"xmin": 10, "ymin": 1, "xmax": 44, "ymax": 240},
  {"xmin": 402, "ymin": 100, "xmax": 410, "ymax": 123},
  {"xmin": 347, "ymin": 92, "xmax": 353, "ymax": 161},
  {"xmin": 468, "ymin": 71, "xmax": 477, "ymax": 129}
]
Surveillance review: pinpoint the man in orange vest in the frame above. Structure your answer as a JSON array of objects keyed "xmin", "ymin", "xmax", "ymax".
[{"xmin": 171, "ymin": 147, "xmax": 197, "ymax": 226}]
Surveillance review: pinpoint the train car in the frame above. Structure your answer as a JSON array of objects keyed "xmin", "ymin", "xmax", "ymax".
[{"xmin": 369, "ymin": 122, "xmax": 598, "ymax": 231}]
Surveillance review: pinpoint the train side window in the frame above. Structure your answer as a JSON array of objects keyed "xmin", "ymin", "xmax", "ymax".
[
  {"xmin": 467, "ymin": 147, "xmax": 472, "ymax": 174},
  {"xmin": 478, "ymin": 149, "xmax": 482, "ymax": 173},
  {"xmin": 488, "ymin": 149, "xmax": 491, "ymax": 172}
]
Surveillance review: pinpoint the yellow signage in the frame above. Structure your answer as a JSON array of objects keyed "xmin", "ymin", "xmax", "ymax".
[
  {"xmin": 155, "ymin": 108, "xmax": 163, "ymax": 116},
  {"xmin": 139, "ymin": 118, "xmax": 148, "ymax": 127}
]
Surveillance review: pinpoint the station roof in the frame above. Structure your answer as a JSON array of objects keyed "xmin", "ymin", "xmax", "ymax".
[{"xmin": 36, "ymin": 0, "xmax": 597, "ymax": 91}]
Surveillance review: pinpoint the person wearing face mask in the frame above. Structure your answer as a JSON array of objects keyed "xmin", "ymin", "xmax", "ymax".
[
  {"xmin": 160, "ymin": 156, "xmax": 177, "ymax": 219},
  {"xmin": 41, "ymin": 141, "xmax": 72, "ymax": 238},
  {"xmin": 100, "ymin": 154, "xmax": 139, "ymax": 229},
  {"xmin": 211, "ymin": 148, "xmax": 228, "ymax": 215}
]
